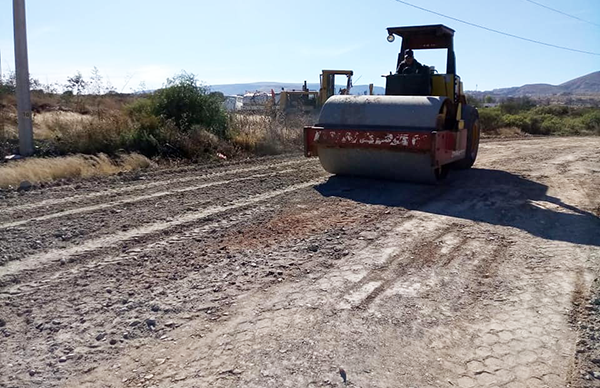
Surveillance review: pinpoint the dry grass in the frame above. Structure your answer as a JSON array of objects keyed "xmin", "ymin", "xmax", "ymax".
[
  {"xmin": 482, "ymin": 126, "xmax": 526, "ymax": 138},
  {"xmin": 1, "ymin": 110, "xmax": 123, "ymax": 154},
  {"xmin": 33, "ymin": 111, "xmax": 95, "ymax": 140},
  {"xmin": 230, "ymin": 112, "xmax": 311, "ymax": 155},
  {"xmin": 0, "ymin": 153, "xmax": 153, "ymax": 189},
  {"xmin": 0, "ymin": 107, "xmax": 17, "ymax": 138},
  {"xmin": 46, "ymin": 112, "xmax": 135, "ymax": 154}
]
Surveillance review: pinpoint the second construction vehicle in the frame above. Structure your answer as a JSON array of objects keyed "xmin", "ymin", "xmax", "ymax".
[
  {"xmin": 279, "ymin": 70, "xmax": 353, "ymax": 113},
  {"xmin": 304, "ymin": 24, "xmax": 480, "ymax": 183}
]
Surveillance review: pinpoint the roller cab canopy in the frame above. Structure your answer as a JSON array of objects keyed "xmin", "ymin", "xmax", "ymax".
[
  {"xmin": 387, "ymin": 24, "xmax": 456, "ymax": 74},
  {"xmin": 387, "ymin": 24, "xmax": 455, "ymax": 49}
]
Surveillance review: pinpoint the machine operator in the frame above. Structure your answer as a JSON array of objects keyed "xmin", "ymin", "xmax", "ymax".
[{"xmin": 396, "ymin": 49, "xmax": 424, "ymax": 75}]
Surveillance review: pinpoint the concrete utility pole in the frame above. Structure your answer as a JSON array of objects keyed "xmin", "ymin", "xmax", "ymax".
[{"xmin": 13, "ymin": 0, "xmax": 34, "ymax": 156}]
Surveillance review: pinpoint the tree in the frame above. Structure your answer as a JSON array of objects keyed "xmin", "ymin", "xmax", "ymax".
[
  {"xmin": 0, "ymin": 71, "xmax": 40, "ymax": 95},
  {"xmin": 209, "ymin": 91, "xmax": 225, "ymax": 103},
  {"xmin": 466, "ymin": 94, "xmax": 482, "ymax": 108},
  {"xmin": 66, "ymin": 71, "xmax": 88, "ymax": 111},
  {"xmin": 89, "ymin": 67, "xmax": 104, "ymax": 95},
  {"xmin": 66, "ymin": 71, "xmax": 88, "ymax": 96},
  {"xmin": 0, "ymin": 72, "xmax": 16, "ymax": 95}
]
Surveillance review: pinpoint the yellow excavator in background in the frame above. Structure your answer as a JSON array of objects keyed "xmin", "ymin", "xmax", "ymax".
[
  {"xmin": 277, "ymin": 81, "xmax": 319, "ymax": 113},
  {"xmin": 319, "ymin": 70, "xmax": 354, "ymax": 106},
  {"xmin": 278, "ymin": 70, "xmax": 354, "ymax": 113}
]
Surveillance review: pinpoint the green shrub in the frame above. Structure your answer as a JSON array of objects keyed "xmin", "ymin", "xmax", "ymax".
[
  {"xmin": 500, "ymin": 97, "xmax": 535, "ymax": 114},
  {"xmin": 532, "ymin": 105, "xmax": 570, "ymax": 116},
  {"xmin": 126, "ymin": 118, "xmax": 164, "ymax": 156},
  {"xmin": 152, "ymin": 72, "xmax": 229, "ymax": 139},
  {"xmin": 478, "ymin": 103, "xmax": 600, "ymax": 136},
  {"xmin": 581, "ymin": 110, "xmax": 600, "ymax": 134},
  {"xmin": 539, "ymin": 116, "xmax": 563, "ymax": 135},
  {"xmin": 478, "ymin": 107, "xmax": 505, "ymax": 131},
  {"xmin": 562, "ymin": 117, "xmax": 585, "ymax": 135},
  {"xmin": 503, "ymin": 114, "xmax": 529, "ymax": 130},
  {"xmin": 126, "ymin": 98, "xmax": 155, "ymax": 122},
  {"xmin": 525, "ymin": 114, "xmax": 553, "ymax": 135}
]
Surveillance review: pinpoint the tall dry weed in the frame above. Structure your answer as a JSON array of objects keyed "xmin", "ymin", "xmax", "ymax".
[
  {"xmin": 0, "ymin": 153, "xmax": 153, "ymax": 189},
  {"xmin": 47, "ymin": 112, "xmax": 134, "ymax": 154},
  {"xmin": 230, "ymin": 111, "xmax": 311, "ymax": 155}
]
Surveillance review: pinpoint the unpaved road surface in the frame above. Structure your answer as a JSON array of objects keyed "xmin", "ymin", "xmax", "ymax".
[{"xmin": 1, "ymin": 137, "xmax": 599, "ymax": 388}]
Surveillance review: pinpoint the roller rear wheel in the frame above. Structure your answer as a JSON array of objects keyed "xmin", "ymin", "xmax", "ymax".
[{"xmin": 454, "ymin": 107, "xmax": 480, "ymax": 170}]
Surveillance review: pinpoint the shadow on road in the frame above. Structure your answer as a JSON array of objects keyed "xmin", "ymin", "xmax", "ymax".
[{"xmin": 315, "ymin": 168, "xmax": 600, "ymax": 247}]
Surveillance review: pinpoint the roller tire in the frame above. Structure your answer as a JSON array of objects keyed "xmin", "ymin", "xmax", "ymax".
[{"xmin": 454, "ymin": 106, "xmax": 480, "ymax": 170}]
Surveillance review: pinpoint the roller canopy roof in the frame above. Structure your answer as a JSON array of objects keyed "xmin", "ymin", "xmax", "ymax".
[{"xmin": 387, "ymin": 24, "xmax": 455, "ymax": 49}]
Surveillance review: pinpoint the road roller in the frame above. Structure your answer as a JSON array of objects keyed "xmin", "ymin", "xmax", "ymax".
[{"xmin": 303, "ymin": 24, "xmax": 480, "ymax": 183}]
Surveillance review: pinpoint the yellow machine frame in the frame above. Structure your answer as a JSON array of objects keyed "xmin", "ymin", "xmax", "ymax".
[
  {"xmin": 279, "ymin": 70, "xmax": 354, "ymax": 112},
  {"xmin": 319, "ymin": 70, "xmax": 354, "ymax": 106}
]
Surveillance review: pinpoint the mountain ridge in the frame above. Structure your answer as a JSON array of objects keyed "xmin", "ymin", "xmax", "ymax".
[{"xmin": 472, "ymin": 71, "xmax": 600, "ymax": 97}]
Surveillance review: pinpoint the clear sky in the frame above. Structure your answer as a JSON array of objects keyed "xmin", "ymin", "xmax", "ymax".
[{"xmin": 1, "ymin": 0, "xmax": 599, "ymax": 92}]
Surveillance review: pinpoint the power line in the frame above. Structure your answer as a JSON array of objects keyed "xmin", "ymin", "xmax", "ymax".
[
  {"xmin": 392, "ymin": 0, "xmax": 600, "ymax": 56},
  {"xmin": 523, "ymin": 0, "xmax": 600, "ymax": 28}
]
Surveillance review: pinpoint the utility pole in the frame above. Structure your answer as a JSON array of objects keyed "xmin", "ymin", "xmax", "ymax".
[{"xmin": 13, "ymin": 0, "xmax": 34, "ymax": 156}]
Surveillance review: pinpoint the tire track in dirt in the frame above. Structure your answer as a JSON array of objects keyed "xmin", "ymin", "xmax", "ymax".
[
  {"xmin": 354, "ymin": 228, "xmax": 466, "ymax": 310},
  {"xmin": 0, "ymin": 169, "xmax": 295, "ymax": 230},
  {"xmin": 85, "ymin": 216, "xmax": 502, "ymax": 387},
  {"xmin": 0, "ymin": 178, "xmax": 325, "ymax": 280},
  {"xmin": 70, "ymin": 187, "xmax": 464, "ymax": 387},
  {"xmin": 1, "ymin": 164, "xmax": 327, "ymax": 266},
  {"xmin": 0, "ymin": 181, "xmax": 404, "ymax": 388},
  {"xmin": 442, "ymin": 241, "xmax": 594, "ymax": 387},
  {"xmin": 1, "ymin": 158, "xmax": 308, "ymax": 215},
  {"xmin": 0, "ymin": 205, "xmax": 268, "ymax": 297},
  {"xmin": 70, "ymin": 212, "xmax": 440, "ymax": 387}
]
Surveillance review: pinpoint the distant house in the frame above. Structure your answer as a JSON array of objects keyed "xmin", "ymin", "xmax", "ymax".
[
  {"xmin": 241, "ymin": 92, "xmax": 273, "ymax": 111},
  {"xmin": 223, "ymin": 95, "xmax": 243, "ymax": 112}
]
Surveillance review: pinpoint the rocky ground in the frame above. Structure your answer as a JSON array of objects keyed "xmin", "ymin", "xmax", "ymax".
[
  {"xmin": 0, "ymin": 137, "xmax": 599, "ymax": 388},
  {"xmin": 573, "ymin": 277, "xmax": 600, "ymax": 386}
]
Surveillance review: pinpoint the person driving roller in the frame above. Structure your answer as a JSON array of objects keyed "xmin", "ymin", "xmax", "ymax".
[{"xmin": 396, "ymin": 49, "xmax": 424, "ymax": 75}]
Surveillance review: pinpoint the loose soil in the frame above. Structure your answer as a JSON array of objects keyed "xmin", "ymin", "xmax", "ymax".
[{"xmin": 1, "ymin": 137, "xmax": 599, "ymax": 388}]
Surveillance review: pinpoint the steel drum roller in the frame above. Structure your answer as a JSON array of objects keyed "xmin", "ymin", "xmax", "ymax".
[{"xmin": 315, "ymin": 95, "xmax": 450, "ymax": 183}]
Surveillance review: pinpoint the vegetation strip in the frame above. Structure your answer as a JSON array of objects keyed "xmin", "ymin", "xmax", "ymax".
[{"xmin": 2, "ymin": 73, "xmax": 309, "ymax": 161}]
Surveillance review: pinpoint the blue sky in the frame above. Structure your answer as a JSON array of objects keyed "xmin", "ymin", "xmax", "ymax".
[{"xmin": 1, "ymin": 0, "xmax": 599, "ymax": 92}]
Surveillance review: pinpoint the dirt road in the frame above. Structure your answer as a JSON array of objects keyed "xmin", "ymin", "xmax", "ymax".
[{"xmin": 1, "ymin": 137, "xmax": 599, "ymax": 388}]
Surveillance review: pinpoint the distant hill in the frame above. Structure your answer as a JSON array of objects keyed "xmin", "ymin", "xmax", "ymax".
[
  {"xmin": 560, "ymin": 71, "xmax": 600, "ymax": 94},
  {"xmin": 472, "ymin": 71, "xmax": 600, "ymax": 97},
  {"xmin": 209, "ymin": 82, "xmax": 385, "ymax": 96}
]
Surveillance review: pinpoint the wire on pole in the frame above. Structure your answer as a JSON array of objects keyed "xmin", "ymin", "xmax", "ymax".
[
  {"xmin": 523, "ymin": 0, "xmax": 600, "ymax": 28},
  {"xmin": 393, "ymin": 0, "xmax": 600, "ymax": 56}
]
